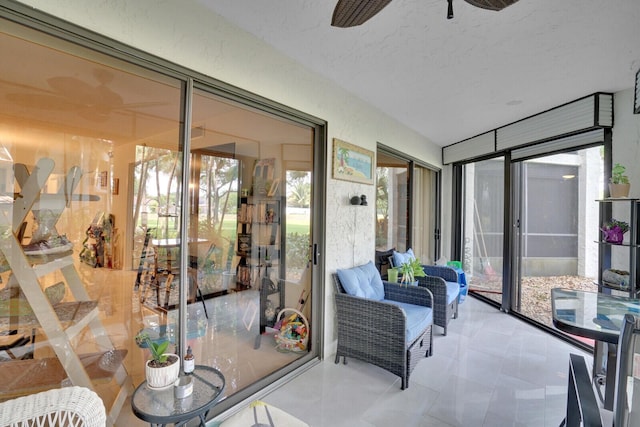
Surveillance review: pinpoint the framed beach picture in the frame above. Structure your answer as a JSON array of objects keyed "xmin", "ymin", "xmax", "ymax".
[{"xmin": 332, "ymin": 138, "xmax": 375, "ymax": 185}]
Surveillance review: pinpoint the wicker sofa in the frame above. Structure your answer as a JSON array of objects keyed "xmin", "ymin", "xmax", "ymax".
[
  {"xmin": 333, "ymin": 261, "xmax": 433, "ymax": 389},
  {"xmin": 0, "ymin": 386, "xmax": 106, "ymax": 427}
]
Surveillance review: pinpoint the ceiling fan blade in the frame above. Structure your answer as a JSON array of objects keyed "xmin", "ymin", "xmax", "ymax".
[
  {"xmin": 79, "ymin": 108, "xmax": 111, "ymax": 122},
  {"xmin": 121, "ymin": 101, "xmax": 166, "ymax": 109},
  {"xmin": 463, "ymin": 0, "xmax": 519, "ymax": 11},
  {"xmin": 94, "ymin": 84, "xmax": 123, "ymax": 107},
  {"xmin": 48, "ymin": 74, "xmax": 123, "ymax": 108},
  {"xmin": 331, "ymin": 0, "xmax": 394, "ymax": 28},
  {"xmin": 6, "ymin": 93, "xmax": 83, "ymax": 111},
  {"xmin": 47, "ymin": 76, "xmax": 95, "ymax": 98}
]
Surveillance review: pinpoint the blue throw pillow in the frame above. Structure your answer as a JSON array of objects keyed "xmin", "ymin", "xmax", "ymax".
[
  {"xmin": 336, "ymin": 261, "xmax": 385, "ymax": 301},
  {"xmin": 392, "ymin": 248, "xmax": 415, "ymax": 268}
]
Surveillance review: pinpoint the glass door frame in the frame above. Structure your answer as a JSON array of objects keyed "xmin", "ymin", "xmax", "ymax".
[
  {"xmin": 452, "ymin": 154, "xmax": 512, "ymax": 312},
  {"xmin": 452, "ymin": 137, "xmax": 612, "ymax": 350},
  {"xmin": 376, "ymin": 144, "xmax": 442, "ymax": 262},
  {"xmin": 1, "ymin": 1, "xmax": 328, "ymax": 416},
  {"xmin": 508, "ymin": 145, "xmax": 606, "ymax": 326}
]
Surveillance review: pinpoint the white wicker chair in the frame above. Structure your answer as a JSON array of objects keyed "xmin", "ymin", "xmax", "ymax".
[{"xmin": 0, "ymin": 386, "xmax": 106, "ymax": 427}]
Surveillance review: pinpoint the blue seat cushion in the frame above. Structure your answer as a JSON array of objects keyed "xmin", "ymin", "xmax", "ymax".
[
  {"xmin": 446, "ymin": 281, "xmax": 460, "ymax": 305},
  {"xmin": 392, "ymin": 248, "xmax": 415, "ymax": 268},
  {"xmin": 336, "ymin": 261, "xmax": 385, "ymax": 301},
  {"xmin": 383, "ymin": 300, "xmax": 433, "ymax": 343}
]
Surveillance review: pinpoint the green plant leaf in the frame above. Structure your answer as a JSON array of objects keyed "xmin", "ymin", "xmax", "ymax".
[
  {"xmin": 399, "ymin": 257, "xmax": 426, "ymax": 284},
  {"xmin": 611, "ymin": 163, "xmax": 630, "ymax": 184},
  {"xmin": 154, "ymin": 340, "xmax": 169, "ymax": 356},
  {"xmin": 603, "ymin": 218, "xmax": 630, "ymax": 233},
  {"xmin": 135, "ymin": 331, "xmax": 172, "ymax": 363}
]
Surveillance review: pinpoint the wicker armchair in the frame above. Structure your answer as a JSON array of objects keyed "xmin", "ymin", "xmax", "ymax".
[
  {"xmin": 0, "ymin": 386, "xmax": 106, "ymax": 427},
  {"xmin": 333, "ymin": 273, "xmax": 433, "ymax": 390},
  {"xmin": 420, "ymin": 265, "xmax": 460, "ymax": 336},
  {"xmin": 388, "ymin": 257, "xmax": 460, "ymax": 336}
]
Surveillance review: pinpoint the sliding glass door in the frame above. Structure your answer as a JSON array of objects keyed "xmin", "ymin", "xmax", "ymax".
[
  {"xmin": 462, "ymin": 158, "xmax": 504, "ymax": 305},
  {"xmin": 375, "ymin": 149, "xmax": 439, "ymax": 263},
  {"xmin": 376, "ymin": 152, "xmax": 409, "ymax": 252},
  {"xmin": 0, "ymin": 12, "xmax": 323, "ymax": 423},
  {"xmin": 511, "ymin": 147, "xmax": 603, "ymax": 328}
]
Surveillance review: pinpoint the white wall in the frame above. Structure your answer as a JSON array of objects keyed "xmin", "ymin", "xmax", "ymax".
[
  {"xmin": 611, "ymin": 89, "xmax": 640, "ymax": 271},
  {"xmin": 15, "ymin": 0, "xmax": 443, "ymax": 358},
  {"xmin": 613, "ymin": 88, "xmax": 640, "ymax": 196}
]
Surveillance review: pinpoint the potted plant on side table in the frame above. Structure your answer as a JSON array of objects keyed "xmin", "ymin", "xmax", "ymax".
[
  {"xmin": 609, "ymin": 163, "xmax": 630, "ymax": 198},
  {"xmin": 399, "ymin": 258, "xmax": 426, "ymax": 286},
  {"xmin": 136, "ymin": 332, "xmax": 180, "ymax": 389}
]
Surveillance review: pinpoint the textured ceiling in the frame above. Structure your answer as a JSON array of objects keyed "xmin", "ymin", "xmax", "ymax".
[{"xmin": 197, "ymin": 0, "xmax": 640, "ymax": 147}]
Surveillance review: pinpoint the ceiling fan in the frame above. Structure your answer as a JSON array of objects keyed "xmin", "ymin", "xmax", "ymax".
[
  {"xmin": 7, "ymin": 68, "xmax": 162, "ymax": 122},
  {"xmin": 331, "ymin": 0, "xmax": 519, "ymax": 27}
]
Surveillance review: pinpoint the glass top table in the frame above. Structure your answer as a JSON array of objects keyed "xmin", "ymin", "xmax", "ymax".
[
  {"xmin": 551, "ymin": 287, "xmax": 640, "ymax": 344},
  {"xmin": 131, "ymin": 365, "xmax": 225, "ymax": 426},
  {"xmin": 551, "ymin": 287, "xmax": 640, "ymax": 410}
]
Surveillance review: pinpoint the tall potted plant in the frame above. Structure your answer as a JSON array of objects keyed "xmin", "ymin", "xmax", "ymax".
[
  {"xmin": 136, "ymin": 332, "xmax": 180, "ymax": 389},
  {"xmin": 609, "ymin": 163, "xmax": 630, "ymax": 198}
]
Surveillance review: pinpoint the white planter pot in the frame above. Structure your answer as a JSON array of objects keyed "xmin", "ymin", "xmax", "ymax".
[{"xmin": 145, "ymin": 353, "xmax": 180, "ymax": 389}]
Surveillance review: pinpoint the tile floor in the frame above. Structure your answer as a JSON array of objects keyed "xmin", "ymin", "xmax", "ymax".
[
  {"xmin": 22, "ymin": 260, "xmax": 591, "ymax": 426},
  {"xmin": 253, "ymin": 296, "xmax": 592, "ymax": 427}
]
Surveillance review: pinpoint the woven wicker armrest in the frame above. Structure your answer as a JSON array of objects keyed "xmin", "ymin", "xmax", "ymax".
[
  {"xmin": 334, "ymin": 292, "xmax": 406, "ymax": 347},
  {"xmin": 383, "ymin": 281, "xmax": 433, "ymax": 308},
  {"xmin": 416, "ymin": 275, "xmax": 447, "ymax": 293},
  {"xmin": 416, "ymin": 275, "xmax": 449, "ymax": 309},
  {"xmin": 0, "ymin": 386, "xmax": 106, "ymax": 427},
  {"xmin": 417, "ymin": 272, "xmax": 458, "ymax": 336},
  {"xmin": 422, "ymin": 265, "xmax": 458, "ymax": 282}
]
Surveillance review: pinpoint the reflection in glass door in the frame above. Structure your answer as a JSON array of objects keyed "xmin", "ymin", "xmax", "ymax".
[
  {"xmin": 411, "ymin": 165, "xmax": 437, "ymax": 263},
  {"xmin": 512, "ymin": 147, "xmax": 603, "ymax": 329},
  {"xmin": 376, "ymin": 152, "xmax": 409, "ymax": 252},
  {"xmin": 0, "ymin": 13, "xmax": 321, "ymax": 422},
  {"xmin": 463, "ymin": 158, "xmax": 504, "ymax": 305},
  {"xmin": 187, "ymin": 88, "xmax": 315, "ymax": 400},
  {"xmin": 375, "ymin": 149, "xmax": 438, "ymax": 263},
  {"xmin": 0, "ymin": 21, "xmax": 185, "ymax": 423}
]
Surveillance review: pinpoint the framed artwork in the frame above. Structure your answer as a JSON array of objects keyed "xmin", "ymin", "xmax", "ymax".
[
  {"xmin": 332, "ymin": 138, "xmax": 375, "ymax": 185},
  {"xmin": 635, "ymin": 68, "xmax": 640, "ymax": 114},
  {"xmin": 253, "ymin": 158, "xmax": 275, "ymax": 196},
  {"xmin": 253, "ymin": 158, "xmax": 275, "ymax": 181}
]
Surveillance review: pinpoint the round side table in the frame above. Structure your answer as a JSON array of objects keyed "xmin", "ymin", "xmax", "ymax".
[{"xmin": 131, "ymin": 365, "xmax": 225, "ymax": 426}]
